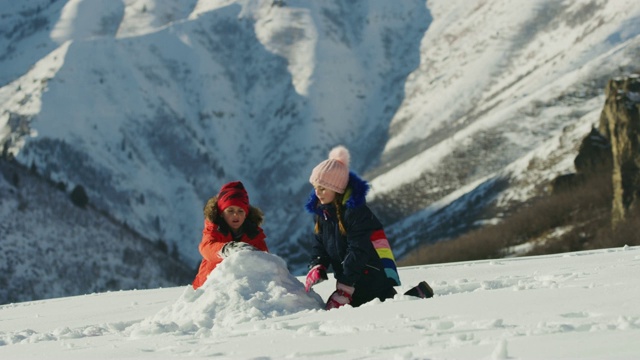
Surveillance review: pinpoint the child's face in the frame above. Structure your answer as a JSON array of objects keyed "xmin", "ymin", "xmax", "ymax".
[
  {"xmin": 222, "ymin": 206, "xmax": 246, "ymax": 231},
  {"xmin": 314, "ymin": 185, "xmax": 336, "ymax": 204}
]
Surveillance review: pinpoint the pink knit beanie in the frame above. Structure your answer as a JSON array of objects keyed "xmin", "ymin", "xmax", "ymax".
[{"xmin": 309, "ymin": 146, "xmax": 350, "ymax": 194}]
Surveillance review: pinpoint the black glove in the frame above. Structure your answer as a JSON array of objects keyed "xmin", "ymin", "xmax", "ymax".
[{"xmin": 219, "ymin": 241, "xmax": 257, "ymax": 258}]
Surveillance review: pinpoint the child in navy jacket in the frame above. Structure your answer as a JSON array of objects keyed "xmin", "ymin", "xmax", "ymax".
[{"xmin": 304, "ymin": 146, "xmax": 403, "ymax": 309}]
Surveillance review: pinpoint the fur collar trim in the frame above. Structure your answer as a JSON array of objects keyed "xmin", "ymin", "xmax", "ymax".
[{"xmin": 305, "ymin": 171, "xmax": 369, "ymax": 215}]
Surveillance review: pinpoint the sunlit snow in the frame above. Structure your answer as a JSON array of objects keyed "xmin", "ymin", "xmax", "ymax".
[{"xmin": 1, "ymin": 247, "xmax": 639, "ymax": 359}]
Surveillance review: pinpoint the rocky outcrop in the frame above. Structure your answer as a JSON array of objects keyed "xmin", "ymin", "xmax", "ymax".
[
  {"xmin": 574, "ymin": 127, "xmax": 612, "ymax": 174},
  {"xmin": 551, "ymin": 75, "xmax": 640, "ymax": 228},
  {"xmin": 551, "ymin": 126, "xmax": 611, "ymax": 194},
  {"xmin": 597, "ymin": 75, "xmax": 640, "ymax": 226}
]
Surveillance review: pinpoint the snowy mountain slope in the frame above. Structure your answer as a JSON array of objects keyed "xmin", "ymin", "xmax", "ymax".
[
  {"xmin": 0, "ymin": 0, "xmax": 65, "ymax": 87},
  {"xmin": 1, "ymin": 0, "xmax": 640, "ymax": 304},
  {"xmin": 1, "ymin": 0, "xmax": 427, "ymax": 271},
  {"xmin": 0, "ymin": 158, "xmax": 193, "ymax": 305},
  {"xmin": 0, "ymin": 246, "xmax": 638, "ymax": 359},
  {"xmin": 367, "ymin": 0, "xmax": 640, "ymax": 251},
  {"xmin": 118, "ymin": 0, "xmax": 199, "ymax": 38}
]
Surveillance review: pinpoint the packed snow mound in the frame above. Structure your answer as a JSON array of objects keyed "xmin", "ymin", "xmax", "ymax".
[{"xmin": 128, "ymin": 251, "xmax": 324, "ymax": 337}]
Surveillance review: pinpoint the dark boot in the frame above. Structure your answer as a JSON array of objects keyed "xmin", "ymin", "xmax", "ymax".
[{"xmin": 404, "ymin": 281, "xmax": 434, "ymax": 299}]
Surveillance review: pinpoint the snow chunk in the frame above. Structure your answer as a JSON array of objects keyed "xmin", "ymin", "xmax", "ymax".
[{"xmin": 128, "ymin": 251, "xmax": 323, "ymax": 337}]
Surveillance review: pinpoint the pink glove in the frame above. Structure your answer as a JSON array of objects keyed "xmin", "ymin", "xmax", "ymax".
[
  {"xmin": 325, "ymin": 283, "xmax": 355, "ymax": 310},
  {"xmin": 305, "ymin": 265, "xmax": 328, "ymax": 292}
]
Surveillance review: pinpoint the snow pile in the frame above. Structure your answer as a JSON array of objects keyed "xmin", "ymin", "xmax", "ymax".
[{"xmin": 128, "ymin": 251, "xmax": 324, "ymax": 337}]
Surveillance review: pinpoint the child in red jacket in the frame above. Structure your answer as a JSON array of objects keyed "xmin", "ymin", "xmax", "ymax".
[{"xmin": 192, "ymin": 181, "xmax": 269, "ymax": 289}]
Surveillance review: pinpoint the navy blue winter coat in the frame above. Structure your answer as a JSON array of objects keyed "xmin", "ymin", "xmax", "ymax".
[{"xmin": 305, "ymin": 172, "xmax": 401, "ymax": 307}]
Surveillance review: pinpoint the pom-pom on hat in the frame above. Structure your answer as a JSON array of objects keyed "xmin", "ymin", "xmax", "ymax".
[
  {"xmin": 309, "ymin": 145, "xmax": 351, "ymax": 194},
  {"xmin": 217, "ymin": 181, "xmax": 249, "ymax": 214}
]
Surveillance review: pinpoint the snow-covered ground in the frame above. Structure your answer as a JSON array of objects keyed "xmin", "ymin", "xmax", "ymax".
[{"xmin": 1, "ymin": 246, "xmax": 638, "ymax": 359}]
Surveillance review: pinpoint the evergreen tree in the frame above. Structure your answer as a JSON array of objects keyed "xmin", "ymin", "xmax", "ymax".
[{"xmin": 70, "ymin": 185, "xmax": 89, "ymax": 208}]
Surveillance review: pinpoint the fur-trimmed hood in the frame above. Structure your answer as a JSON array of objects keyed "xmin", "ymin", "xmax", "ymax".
[
  {"xmin": 305, "ymin": 171, "xmax": 370, "ymax": 215},
  {"xmin": 203, "ymin": 195, "xmax": 264, "ymax": 237}
]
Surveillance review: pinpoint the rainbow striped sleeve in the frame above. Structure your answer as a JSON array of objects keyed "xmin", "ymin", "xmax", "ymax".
[{"xmin": 370, "ymin": 229, "xmax": 401, "ymax": 286}]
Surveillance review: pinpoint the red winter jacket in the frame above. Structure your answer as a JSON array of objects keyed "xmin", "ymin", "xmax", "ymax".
[{"xmin": 192, "ymin": 219, "xmax": 268, "ymax": 289}]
